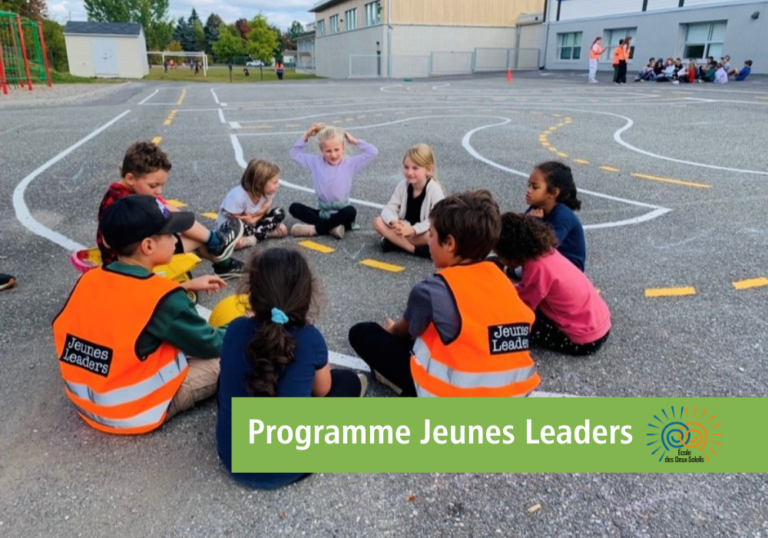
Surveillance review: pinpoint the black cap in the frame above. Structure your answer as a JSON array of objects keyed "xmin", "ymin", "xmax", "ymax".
[{"xmin": 101, "ymin": 195, "xmax": 195, "ymax": 250}]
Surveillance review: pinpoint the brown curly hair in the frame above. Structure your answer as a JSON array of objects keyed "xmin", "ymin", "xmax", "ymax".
[
  {"xmin": 495, "ymin": 212, "xmax": 558, "ymax": 266},
  {"xmin": 121, "ymin": 141, "xmax": 172, "ymax": 178},
  {"xmin": 430, "ymin": 189, "xmax": 501, "ymax": 260}
]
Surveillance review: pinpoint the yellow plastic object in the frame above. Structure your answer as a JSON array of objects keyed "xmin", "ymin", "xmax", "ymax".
[
  {"xmin": 209, "ymin": 294, "xmax": 250, "ymax": 328},
  {"xmin": 153, "ymin": 252, "xmax": 201, "ymax": 283}
]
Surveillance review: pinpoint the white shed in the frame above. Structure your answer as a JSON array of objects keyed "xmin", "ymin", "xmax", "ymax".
[{"xmin": 64, "ymin": 21, "xmax": 149, "ymax": 79}]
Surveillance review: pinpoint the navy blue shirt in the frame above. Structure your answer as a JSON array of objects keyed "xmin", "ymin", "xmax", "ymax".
[
  {"xmin": 527, "ymin": 203, "xmax": 586, "ymax": 271},
  {"xmin": 216, "ymin": 316, "xmax": 328, "ymax": 490}
]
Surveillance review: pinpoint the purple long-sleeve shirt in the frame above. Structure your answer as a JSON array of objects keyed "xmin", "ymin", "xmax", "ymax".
[{"xmin": 290, "ymin": 138, "xmax": 378, "ymax": 203}]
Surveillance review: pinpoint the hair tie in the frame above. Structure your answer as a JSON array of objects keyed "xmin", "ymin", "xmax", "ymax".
[{"xmin": 271, "ymin": 308, "xmax": 289, "ymax": 325}]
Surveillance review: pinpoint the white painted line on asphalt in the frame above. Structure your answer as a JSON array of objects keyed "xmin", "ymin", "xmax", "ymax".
[
  {"xmin": 613, "ymin": 115, "xmax": 768, "ymax": 176},
  {"xmin": 218, "ymin": 109, "xmax": 226, "ymax": 124},
  {"xmin": 13, "ymin": 110, "xmax": 131, "ymax": 252},
  {"xmin": 210, "ymin": 88, "xmax": 220, "ymax": 104},
  {"xmin": 138, "ymin": 89, "xmax": 159, "ymax": 105},
  {"xmin": 229, "ymin": 121, "xmax": 241, "ymax": 129},
  {"xmin": 230, "ymin": 134, "xmax": 385, "ymax": 209}
]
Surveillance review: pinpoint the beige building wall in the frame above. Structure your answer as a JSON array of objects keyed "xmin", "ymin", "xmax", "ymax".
[
  {"xmin": 315, "ymin": 25, "xmax": 385, "ymax": 78},
  {"xmin": 115, "ymin": 37, "xmax": 144, "ymax": 78},
  {"xmin": 392, "ymin": 0, "xmax": 544, "ymax": 26},
  {"xmin": 64, "ymin": 35, "xmax": 95, "ymax": 77}
]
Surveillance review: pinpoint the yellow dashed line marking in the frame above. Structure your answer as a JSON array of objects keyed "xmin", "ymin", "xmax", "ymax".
[
  {"xmin": 542, "ymin": 143, "xmax": 551, "ymax": 147},
  {"xmin": 163, "ymin": 119, "xmax": 172, "ymax": 126},
  {"xmin": 631, "ymin": 173, "xmax": 711, "ymax": 189},
  {"xmin": 176, "ymin": 89, "xmax": 187, "ymax": 106},
  {"xmin": 557, "ymin": 152, "xmax": 569, "ymax": 158},
  {"xmin": 298, "ymin": 241, "xmax": 336, "ymax": 254},
  {"xmin": 164, "ymin": 109, "xmax": 177, "ymax": 126},
  {"xmin": 152, "ymin": 136, "xmax": 162, "ymax": 145},
  {"xmin": 201, "ymin": 212, "xmax": 219, "ymax": 220},
  {"xmin": 164, "ymin": 199, "xmax": 187, "ymax": 208},
  {"xmin": 733, "ymin": 277, "xmax": 768, "ymax": 290},
  {"xmin": 549, "ymin": 147, "xmax": 558, "ymax": 152},
  {"xmin": 645, "ymin": 287, "xmax": 696, "ymax": 298},
  {"xmin": 600, "ymin": 166, "xmax": 620, "ymax": 173},
  {"xmin": 573, "ymin": 159, "xmax": 590, "ymax": 165},
  {"xmin": 359, "ymin": 259, "xmax": 406, "ymax": 273}
]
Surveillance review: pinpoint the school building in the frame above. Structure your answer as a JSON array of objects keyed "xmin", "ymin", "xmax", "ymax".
[
  {"xmin": 542, "ymin": 0, "xmax": 767, "ymax": 74},
  {"xmin": 309, "ymin": 0, "xmax": 547, "ymax": 78}
]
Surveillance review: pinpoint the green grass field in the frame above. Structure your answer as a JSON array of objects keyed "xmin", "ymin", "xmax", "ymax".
[{"xmin": 143, "ymin": 66, "xmax": 319, "ymax": 83}]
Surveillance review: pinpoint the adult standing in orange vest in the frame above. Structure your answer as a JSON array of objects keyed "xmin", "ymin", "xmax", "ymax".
[
  {"xmin": 349, "ymin": 190, "xmax": 540, "ymax": 397},
  {"xmin": 275, "ymin": 61, "xmax": 285, "ymax": 80},
  {"xmin": 616, "ymin": 37, "xmax": 632, "ymax": 84},
  {"xmin": 588, "ymin": 37, "xmax": 606, "ymax": 83},
  {"xmin": 53, "ymin": 196, "xmax": 227, "ymax": 434},
  {"xmin": 611, "ymin": 39, "xmax": 624, "ymax": 84}
]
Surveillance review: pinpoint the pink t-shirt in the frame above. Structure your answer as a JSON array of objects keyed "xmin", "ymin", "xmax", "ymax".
[{"xmin": 515, "ymin": 250, "xmax": 611, "ymax": 344}]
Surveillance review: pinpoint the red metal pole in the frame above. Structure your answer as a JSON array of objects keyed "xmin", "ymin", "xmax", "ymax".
[
  {"xmin": 15, "ymin": 14, "xmax": 33, "ymax": 91},
  {"xmin": 0, "ymin": 45, "xmax": 8, "ymax": 95},
  {"xmin": 37, "ymin": 20, "xmax": 52, "ymax": 87}
]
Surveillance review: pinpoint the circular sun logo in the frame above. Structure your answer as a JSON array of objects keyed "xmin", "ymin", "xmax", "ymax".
[{"xmin": 647, "ymin": 406, "xmax": 722, "ymax": 462}]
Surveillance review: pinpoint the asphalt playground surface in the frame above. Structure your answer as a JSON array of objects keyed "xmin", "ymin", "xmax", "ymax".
[{"xmin": 1, "ymin": 70, "xmax": 767, "ymax": 537}]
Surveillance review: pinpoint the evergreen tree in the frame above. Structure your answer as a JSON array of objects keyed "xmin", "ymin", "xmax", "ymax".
[
  {"xmin": 204, "ymin": 14, "xmax": 223, "ymax": 54},
  {"xmin": 288, "ymin": 21, "xmax": 304, "ymax": 42}
]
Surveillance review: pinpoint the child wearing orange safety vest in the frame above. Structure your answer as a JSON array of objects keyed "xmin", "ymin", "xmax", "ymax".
[
  {"xmin": 349, "ymin": 190, "xmax": 541, "ymax": 397},
  {"xmin": 588, "ymin": 36, "xmax": 606, "ymax": 83},
  {"xmin": 53, "ymin": 195, "xmax": 227, "ymax": 434}
]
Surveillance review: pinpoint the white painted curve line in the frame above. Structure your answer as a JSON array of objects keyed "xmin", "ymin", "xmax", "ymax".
[
  {"xmin": 138, "ymin": 89, "xmax": 159, "ymax": 105},
  {"xmin": 613, "ymin": 115, "xmax": 768, "ymax": 176},
  {"xmin": 13, "ymin": 110, "xmax": 131, "ymax": 252},
  {"xmin": 210, "ymin": 88, "xmax": 220, "ymax": 104},
  {"xmin": 461, "ymin": 119, "xmax": 672, "ymax": 229},
  {"xmin": 230, "ymin": 134, "xmax": 384, "ymax": 209}
]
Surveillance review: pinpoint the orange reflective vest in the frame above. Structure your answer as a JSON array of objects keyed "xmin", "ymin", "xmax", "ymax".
[
  {"xmin": 612, "ymin": 46, "xmax": 624, "ymax": 66},
  {"xmin": 589, "ymin": 43, "xmax": 605, "ymax": 60},
  {"xmin": 52, "ymin": 268, "xmax": 188, "ymax": 434},
  {"xmin": 410, "ymin": 261, "xmax": 541, "ymax": 397}
]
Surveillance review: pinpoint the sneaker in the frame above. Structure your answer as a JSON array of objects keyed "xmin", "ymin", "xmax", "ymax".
[
  {"xmin": 208, "ymin": 219, "xmax": 244, "ymax": 262},
  {"xmin": 373, "ymin": 370, "xmax": 403, "ymax": 395},
  {"xmin": 213, "ymin": 257, "xmax": 245, "ymax": 281},
  {"xmin": 0, "ymin": 273, "xmax": 16, "ymax": 291},
  {"xmin": 235, "ymin": 236, "xmax": 258, "ymax": 250},
  {"xmin": 589, "ymin": 79, "xmax": 598, "ymax": 83},
  {"xmin": 329, "ymin": 224, "xmax": 345, "ymax": 240},
  {"xmin": 291, "ymin": 223, "xmax": 316, "ymax": 237},
  {"xmin": 380, "ymin": 237, "xmax": 396, "ymax": 253},
  {"xmin": 266, "ymin": 224, "xmax": 288, "ymax": 239},
  {"xmin": 357, "ymin": 373, "xmax": 368, "ymax": 397},
  {"xmin": 413, "ymin": 245, "xmax": 431, "ymax": 259}
]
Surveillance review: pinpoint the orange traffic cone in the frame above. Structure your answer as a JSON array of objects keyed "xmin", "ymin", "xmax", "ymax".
[{"xmin": 507, "ymin": 68, "xmax": 513, "ymax": 83}]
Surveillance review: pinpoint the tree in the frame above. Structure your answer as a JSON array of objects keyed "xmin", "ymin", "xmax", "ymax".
[
  {"xmin": 269, "ymin": 23, "xmax": 284, "ymax": 59},
  {"xmin": 84, "ymin": 0, "xmax": 172, "ymax": 52},
  {"xmin": 0, "ymin": 0, "xmax": 47, "ymax": 20},
  {"xmin": 246, "ymin": 14, "xmax": 279, "ymax": 78},
  {"xmin": 288, "ymin": 21, "xmax": 304, "ymax": 42},
  {"xmin": 166, "ymin": 39, "xmax": 183, "ymax": 63},
  {"xmin": 192, "ymin": 20, "xmax": 207, "ymax": 52},
  {"xmin": 212, "ymin": 25, "xmax": 244, "ymax": 63},
  {"xmin": 187, "ymin": 7, "xmax": 200, "ymax": 27},
  {"xmin": 171, "ymin": 16, "xmax": 194, "ymax": 51},
  {"xmin": 42, "ymin": 19, "xmax": 67, "ymax": 71},
  {"xmin": 204, "ymin": 13, "xmax": 223, "ymax": 53},
  {"xmin": 234, "ymin": 18, "xmax": 250, "ymax": 40},
  {"xmin": 281, "ymin": 32, "xmax": 295, "ymax": 53}
]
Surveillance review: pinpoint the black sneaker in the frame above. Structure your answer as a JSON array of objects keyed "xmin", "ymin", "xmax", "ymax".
[
  {"xmin": 380, "ymin": 237, "xmax": 396, "ymax": 253},
  {"xmin": 208, "ymin": 219, "xmax": 244, "ymax": 262},
  {"xmin": 213, "ymin": 257, "xmax": 244, "ymax": 280}
]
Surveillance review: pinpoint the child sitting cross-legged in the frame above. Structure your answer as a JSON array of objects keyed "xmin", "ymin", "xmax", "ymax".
[
  {"xmin": 53, "ymin": 195, "xmax": 228, "ymax": 434},
  {"xmin": 289, "ymin": 123, "xmax": 378, "ymax": 239},
  {"xmin": 97, "ymin": 141, "xmax": 245, "ymax": 280},
  {"xmin": 216, "ymin": 247, "xmax": 366, "ymax": 490},
  {"xmin": 374, "ymin": 143, "xmax": 445, "ymax": 258},
  {"xmin": 349, "ymin": 190, "xmax": 541, "ymax": 397},
  {"xmin": 495, "ymin": 213, "xmax": 611, "ymax": 356},
  {"xmin": 217, "ymin": 159, "xmax": 287, "ymax": 249}
]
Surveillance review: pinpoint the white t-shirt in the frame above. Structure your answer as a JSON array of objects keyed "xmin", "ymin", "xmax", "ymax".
[{"xmin": 217, "ymin": 185, "xmax": 273, "ymax": 227}]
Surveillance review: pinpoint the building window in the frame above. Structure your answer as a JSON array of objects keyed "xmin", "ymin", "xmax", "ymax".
[
  {"xmin": 330, "ymin": 14, "xmax": 339, "ymax": 34},
  {"xmin": 365, "ymin": 1, "xmax": 381, "ymax": 26},
  {"xmin": 345, "ymin": 8, "xmax": 357, "ymax": 31},
  {"xmin": 604, "ymin": 28, "xmax": 636, "ymax": 61},
  {"xmin": 317, "ymin": 20, "xmax": 325, "ymax": 36},
  {"xmin": 683, "ymin": 21, "xmax": 726, "ymax": 60},
  {"xmin": 557, "ymin": 32, "xmax": 582, "ymax": 61}
]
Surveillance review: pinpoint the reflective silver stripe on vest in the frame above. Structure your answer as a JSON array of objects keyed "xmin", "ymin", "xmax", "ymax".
[
  {"xmin": 65, "ymin": 352, "xmax": 188, "ymax": 407},
  {"xmin": 412, "ymin": 337, "xmax": 536, "ymax": 391},
  {"xmin": 76, "ymin": 398, "xmax": 171, "ymax": 430}
]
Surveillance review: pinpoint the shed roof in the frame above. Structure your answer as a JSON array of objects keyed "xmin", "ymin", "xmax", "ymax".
[{"xmin": 64, "ymin": 21, "xmax": 142, "ymax": 36}]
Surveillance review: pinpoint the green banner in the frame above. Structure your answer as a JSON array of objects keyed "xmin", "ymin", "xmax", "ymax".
[{"xmin": 232, "ymin": 398, "xmax": 766, "ymax": 473}]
